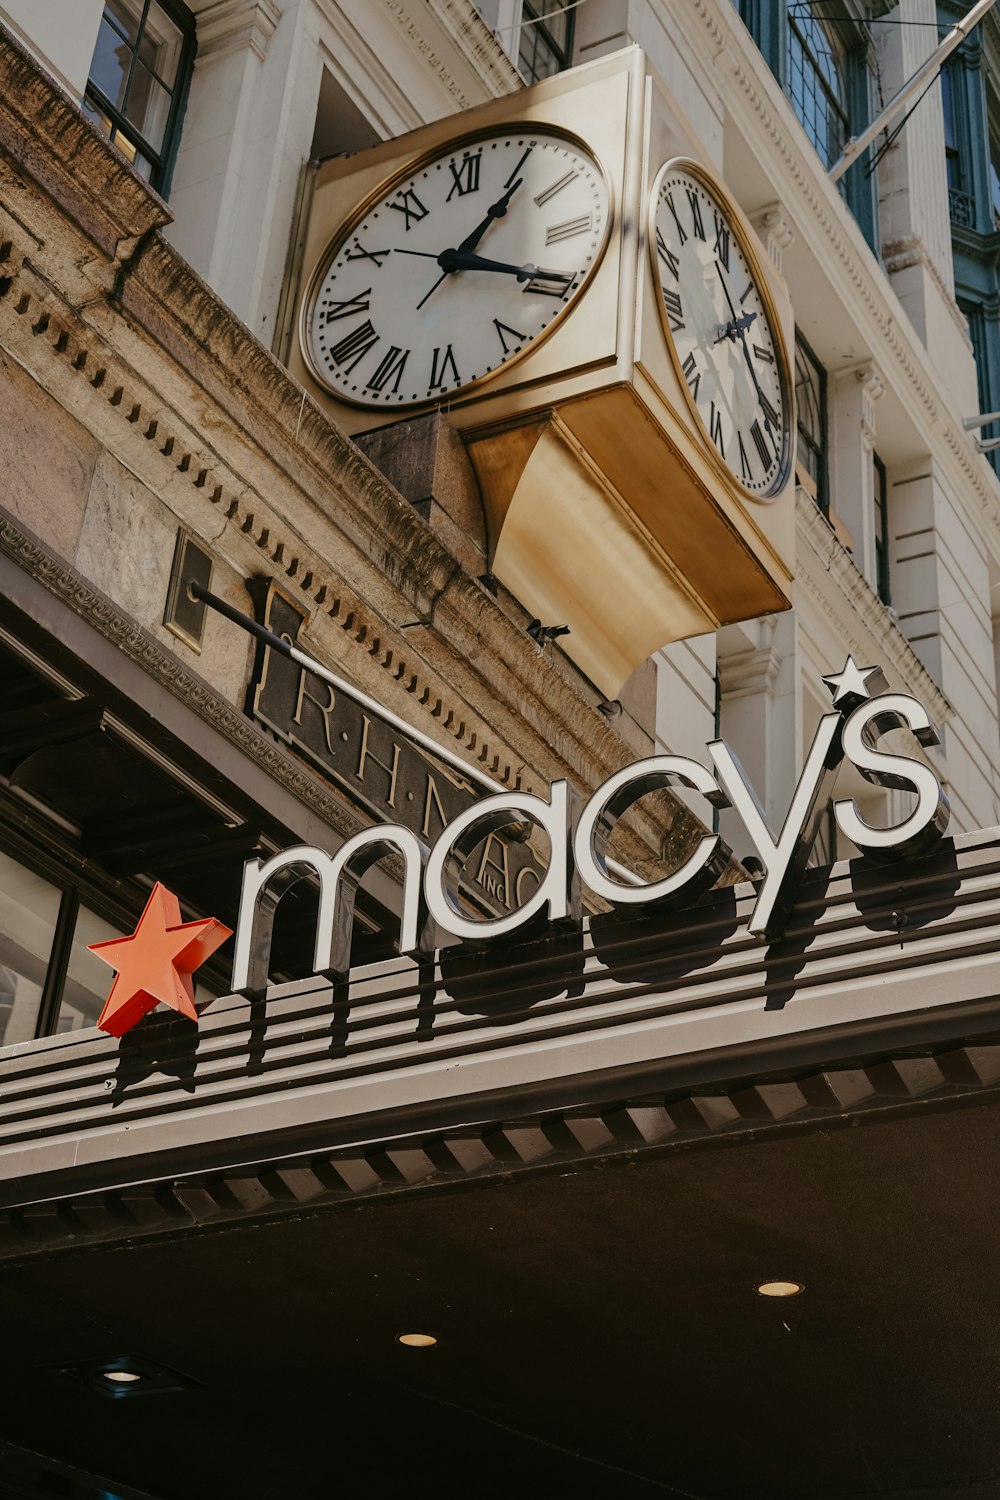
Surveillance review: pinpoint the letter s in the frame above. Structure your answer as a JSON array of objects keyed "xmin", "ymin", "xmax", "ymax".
[{"xmin": 834, "ymin": 693, "xmax": 949, "ymax": 859}]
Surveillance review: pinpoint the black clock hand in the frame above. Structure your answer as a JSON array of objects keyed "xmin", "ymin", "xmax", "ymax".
[
  {"xmin": 412, "ymin": 248, "xmax": 567, "ymax": 311},
  {"xmin": 714, "ymin": 260, "xmax": 777, "ymax": 434},
  {"xmin": 715, "ymin": 310, "xmax": 757, "ymax": 344},
  {"xmin": 439, "ymin": 250, "xmax": 568, "ymax": 280},
  {"xmin": 455, "ymin": 176, "xmax": 523, "ymax": 256}
]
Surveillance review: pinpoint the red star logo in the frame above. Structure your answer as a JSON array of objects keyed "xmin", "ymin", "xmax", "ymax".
[{"xmin": 88, "ymin": 883, "xmax": 233, "ymax": 1038}]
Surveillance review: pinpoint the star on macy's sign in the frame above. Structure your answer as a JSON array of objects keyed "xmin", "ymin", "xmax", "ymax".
[{"xmin": 88, "ymin": 883, "xmax": 232, "ymax": 1038}]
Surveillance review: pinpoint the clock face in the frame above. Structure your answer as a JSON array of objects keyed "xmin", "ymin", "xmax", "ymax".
[
  {"xmin": 650, "ymin": 160, "xmax": 792, "ymax": 498},
  {"xmin": 303, "ymin": 128, "xmax": 610, "ymax": 409}
]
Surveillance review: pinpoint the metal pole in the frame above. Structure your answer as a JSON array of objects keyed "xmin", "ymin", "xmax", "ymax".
[
  {"xmin": 976, "ymin": 435, "xmax": 1000, "ymax": 453},
  {"xmin": 192, "ymin": 584, "xmax": 645, "ymax": 885},
  {"xmin": 829, "ymin": 0, "xmax": 1000, "ymax": 183},
  {"xmin": 964, "ymin": 410, "xmax": 1000, "ymax": 430}
]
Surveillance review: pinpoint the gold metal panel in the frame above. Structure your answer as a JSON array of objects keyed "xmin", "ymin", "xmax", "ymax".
[{"xmin": 473, "ymin": 411, "xmax": 716, "ymax": 696}]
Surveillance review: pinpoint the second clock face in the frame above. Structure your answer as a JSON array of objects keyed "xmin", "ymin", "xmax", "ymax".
[
  {"xmin": 304, "ymin": 128, "xmax": 610, "ymax": 409},
  {"xmin": 651, "ymin": 161, "xmax": 791, "ymax": 498}
]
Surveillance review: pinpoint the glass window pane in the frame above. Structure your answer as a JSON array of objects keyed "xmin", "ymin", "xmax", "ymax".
[
  {"xmin": 123, "ymin": 62, "xmax": 171, "ymax": 152},
  {"xmin": 142, "ymin": 1, "xmax": 184, "ymax": 87},
  {"xmin": 89, "ymin": 15, "xmax": 133, "ymax": 110},
  {"xmin": 56, "ymin": 905, "xmax": 128, "ymax": 1036},
  {"xmin": 105, "ymin": 0, "xmax": 143, "ymax": 46},
  {"xmin": 82, "ymin": 96, "xmax": 114, "ymax": 139},
  {"xmin": 0, "ymin": 854, "xmax": 60, "ymax": 1048},
  {"xmin": 786, "ymin": 5, "xmax": 848, "ymax": 168}
]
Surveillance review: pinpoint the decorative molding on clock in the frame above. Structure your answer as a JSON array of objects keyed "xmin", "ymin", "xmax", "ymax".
[
  {"xmin": 795, "ymin": 489, "xmax": 952, "ymax": 725},
  {"xmin": 195, "ymin": 0, "xmax": 282, "ymax": 65},
  {"xmin": 749, "ymin": 200, "xmax": 795, "ymax": 274}
]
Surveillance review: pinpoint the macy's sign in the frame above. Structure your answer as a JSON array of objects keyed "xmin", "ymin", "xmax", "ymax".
[{"xmin": 230, "ymin": 656, "xmax": 949, "ymax": 997}]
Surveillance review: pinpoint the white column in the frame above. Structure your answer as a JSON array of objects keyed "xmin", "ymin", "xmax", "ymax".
[
  {"xmin": 876, "ymin": 0, "xmax": 975, "ymax": 405},
  {"xmin": 830, "ymin": 360, "xmax": 884, "ymax": 590},
  {"xmin": 168, "ymin": 0, "xmax": 321, "ymax": 339},
  {"xmin": 891, "ymin": 457, "xmax": 1000, "ymax": 831},
  {"xmin": 717, "ymin": 611, "xmax": 797, "ymax": 842}
]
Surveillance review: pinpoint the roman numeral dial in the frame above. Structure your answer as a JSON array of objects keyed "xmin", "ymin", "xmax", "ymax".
[
  {"xmin": 306, "ymin": 128, "xmax": 610, "ymax": 409},
  {"xmin": 650, "ymin": 159, "xmax": 791, "ymax": 498}
]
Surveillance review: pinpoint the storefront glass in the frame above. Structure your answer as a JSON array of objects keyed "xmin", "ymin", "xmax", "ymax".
[
  {"xmin": 0, "ymin": 852, "xmax": 60, "ymax": 1046},
  {"xmin": 55, "ymin": 905, "xmax": 129, "ymax": 1035}
]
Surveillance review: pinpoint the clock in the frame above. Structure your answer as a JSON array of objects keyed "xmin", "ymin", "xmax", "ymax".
[
  {"xmin": 650, "ymin": 158, "xmax": 793, "ymax": 499},
  {"xmin": 301, "ymin": 127, "xmax": 611, "ymax": 409},
  {"xmin": 284, "ymin": 51, "xmax": 798, "ymax": 697}
]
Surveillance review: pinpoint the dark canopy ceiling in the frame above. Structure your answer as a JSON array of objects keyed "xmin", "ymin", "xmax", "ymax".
[{"xmin": 2, "ymin": 1092, "xmax": 999, "ymax": 1499}]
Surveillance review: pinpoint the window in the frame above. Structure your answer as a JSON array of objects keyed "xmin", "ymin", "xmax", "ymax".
[
  {"xmin": 942, "ymin": 59, "xmax": 977, "ymax": 227},
  {"xmin": 794, "ymin": 332, "xmax": 829, "ymax": 513},
  {"xmin": 736, "ymin": 3, "xmax": 879, "ymax": 252},
  {"xmin": 0, "ymin": 853, "xmax": 132, "ymax": 1044},
  {"xmin": 518, "ymin": 1, "xmax": 575, "ymax": 85},
  {"xmin": 474, "ymin": 0, "xmax": 576, "ymax": 85},
  {"xmin": 873, "ymin": 451, "xmax": 890, "ymax": 604},
  {"xmin": 0, "ymin": 839, "xmax": 226, "ymax": 1046},
  {"xmin": 787, "ymin": 4, "xmax": 849, "ymax": 169},
  {"xmin": 83, "ymin": 0, "xmax": 195, "ymax": 195},
  {"xmin": 0, "ymin": 852, "xmax": 61, "ymax": 1048}
]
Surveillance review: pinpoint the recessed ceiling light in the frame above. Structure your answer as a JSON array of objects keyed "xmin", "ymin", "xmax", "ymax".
[
  {"xmin": 756, "ymin": 1279, "xmax": 805, "ymax": 1298},
  {"xmin": 55, "ymin": 1354, "xmax": 199, "ymax": 1398},
  {"xmin": 397, "ymin": 1333, "xmax": 437, "ymax": 1348}
]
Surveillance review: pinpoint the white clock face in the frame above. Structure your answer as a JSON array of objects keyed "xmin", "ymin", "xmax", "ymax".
[
  {"xmin": 304, "ymin": 128, "xmax": 610, "ymax": 408},
  {"xmin": 651, "ymin": 162, "xmax": 791, "ymax": 498}
]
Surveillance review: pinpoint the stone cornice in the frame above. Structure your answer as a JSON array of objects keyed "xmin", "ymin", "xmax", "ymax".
[
  {"xmin": 379, "ymin": 0, "xmax": 521, "ymax": 111},
  {"xmin": 426, "ymin": 0, "xmax": 522, "ymax": 97},
  {"xmin": 0, "ymin": 26, "xmax": 170, "ymax": 264},
  {"xmin": 795, "ymin": 490, "xmax": 953, "ymax": 725}
]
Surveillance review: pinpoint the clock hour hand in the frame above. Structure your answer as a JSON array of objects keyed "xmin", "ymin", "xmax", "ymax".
[
  {"xmin": 455, "ymin": 176, "xmax": 523, "ymax": 256},
  {"xmin": 715, "ymin": 310, "xmax": 757, "ymax": 344}
]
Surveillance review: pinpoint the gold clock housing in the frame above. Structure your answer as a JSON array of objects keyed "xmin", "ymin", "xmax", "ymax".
[{"xmin": 282, "ymin": 49, "xmax": 798, "ymax": 698}]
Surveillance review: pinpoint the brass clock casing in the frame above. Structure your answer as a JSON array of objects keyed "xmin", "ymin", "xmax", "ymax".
[{"xmin": 283, "ymin": 48, "xmax": 797, "ymax": 698}]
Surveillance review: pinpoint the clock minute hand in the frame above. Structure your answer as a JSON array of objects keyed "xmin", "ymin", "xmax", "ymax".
[
  {"xmin": 714, "ymin": 260, "xmax": 778, "ymax": 433},
  {"xmin": 440, "ymin": 249, "xmax": 566, "ymax": 280},
  {"xmin": 455, "ymin": 176, "xmax": 523, "ymax": 256}
]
